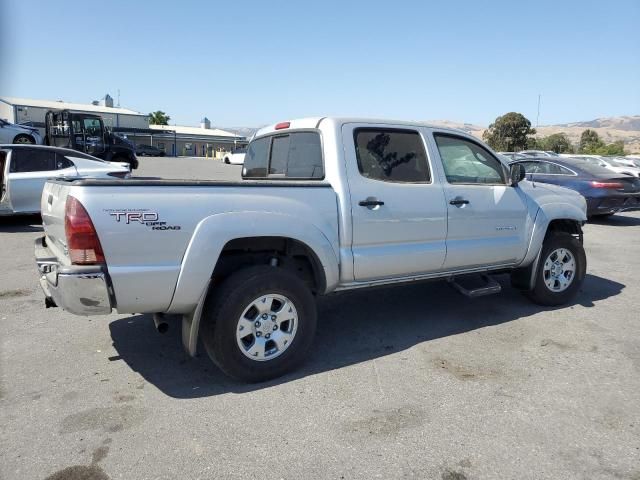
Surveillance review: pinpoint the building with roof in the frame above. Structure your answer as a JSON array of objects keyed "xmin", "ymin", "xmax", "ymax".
[
  {"xmin": 0, "ymin": 96, "xmax": 247, "ymax": 157},
  {"xmin": 124, "ymin": 120, "xmax": 247, "ymax": 157},
  {"xmin": 0, "ymin": 95, "xmax": 149, "ymax": 130}
]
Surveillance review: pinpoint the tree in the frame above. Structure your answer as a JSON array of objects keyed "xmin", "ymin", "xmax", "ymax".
[
  {"xmin": 577, "ymin": 129, "xmax": 625, "ymax": 155},
  {"xmin": 538, "ymin": 133, "xmax": 574, "ymax": 153},
  {"xmin": 483, "ymin": 112, "xmax": 536, "ymax": 151},
  {"xmin": 579, "ymin": 129, "xmax": 600, "ymax": 152},
  {"xmin": 148, "ymin": 111, "xmax": 170, "ymax": 125},
  {"xmin": 583, "ymin": 140, "xmax": 625, "ymax": 156}
]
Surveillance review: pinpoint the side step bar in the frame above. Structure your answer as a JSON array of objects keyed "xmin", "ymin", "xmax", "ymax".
[{"xmin": 447, "ymin": 274, "xmax": 502, "ymax": 298}]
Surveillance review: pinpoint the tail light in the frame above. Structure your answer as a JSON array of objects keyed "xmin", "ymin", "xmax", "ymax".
[
  {"xmin": 65, "ymin": 196, "xmax": 105, "ymax": 264},
  {"xmin": 275, "ymin": 121, "xmax": 290, "ymax": 130},
  {"xmin": 590, "ymin": 181, "xmax": 624, "ymax": 189}
]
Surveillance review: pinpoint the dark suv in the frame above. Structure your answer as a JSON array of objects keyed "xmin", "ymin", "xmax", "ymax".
[{"xmin": 135, "ymin": 144, "xmax": 165, "ymax": 157}]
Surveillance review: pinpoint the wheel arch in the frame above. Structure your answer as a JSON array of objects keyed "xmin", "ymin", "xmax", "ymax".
[
  {"xmin": 167, "ymin": 211, "xmax": 340, "ymax": 315},
  {"xmin": 13, "ymin": 133, "xmax": 36, "ymax": 144},
  {"xmin": 512, "ymin": 206, "xmax": 586, "ymax": 290}
]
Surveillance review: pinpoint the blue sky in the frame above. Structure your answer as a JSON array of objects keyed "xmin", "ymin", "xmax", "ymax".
[{"xmin": 1, "ymin": 0, "xmax": 638, "ymax": 127}]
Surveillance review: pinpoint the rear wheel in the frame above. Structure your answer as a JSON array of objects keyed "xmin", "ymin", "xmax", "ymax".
[
  {"xmin": 527, "ymin": 232, "xmax": 586, "ymax": 306},
  {"xmin": 13, "ymin": 134, "xmax": 35, "ymax": 144},
  {"xmin": 201, "ymin": 266, "xmax": 317, "ymax": 382}
]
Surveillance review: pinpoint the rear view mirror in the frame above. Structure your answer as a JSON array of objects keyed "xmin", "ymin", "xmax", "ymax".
[{"xmin": 510, "ymin": 163, "xmax": 526, "ymax": 186}]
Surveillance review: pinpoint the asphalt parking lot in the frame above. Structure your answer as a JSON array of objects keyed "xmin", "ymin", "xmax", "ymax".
[{"xmin": 1, "ymin": 156, "xmax": 639, "ymax": 480}]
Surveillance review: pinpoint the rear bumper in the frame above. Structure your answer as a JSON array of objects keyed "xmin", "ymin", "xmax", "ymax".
[
  {"xmin": 35, "ymin": 237, "xmax": 112, "ymax": 315},
  {"xmin": 586, "ymin": 195, "xmax": 640, "ymax": 216}
]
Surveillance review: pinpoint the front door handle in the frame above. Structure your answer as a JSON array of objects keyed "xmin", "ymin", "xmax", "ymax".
[
  {"xmin": 359, "ymin": 197, "xmax": 385, "ymax": 209},
  {"xmin": 449, "ymin": 198, "xmax": 470, "ymax": 206}
]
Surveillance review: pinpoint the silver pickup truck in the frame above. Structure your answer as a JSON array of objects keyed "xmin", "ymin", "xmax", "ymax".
[{"xmin": 35, "ymin": 117, "xmax": 588, "ymax": 382}]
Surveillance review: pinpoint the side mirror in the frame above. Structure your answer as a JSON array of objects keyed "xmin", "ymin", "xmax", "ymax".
[{"xmin": 509, "ymin": 163, "xmax": 526, "ymax": 186}]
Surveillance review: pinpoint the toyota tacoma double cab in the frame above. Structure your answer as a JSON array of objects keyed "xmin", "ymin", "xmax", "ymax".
[{"xmin": 35, "ymin": 117, "xmax": 588, "ymax": 382}]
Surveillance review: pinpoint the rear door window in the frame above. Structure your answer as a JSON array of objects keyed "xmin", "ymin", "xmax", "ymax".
[
  {"xmin": 9, "ymin": 149, "xmax": 55, "ymax": 173},
  {"xmin": 354, "ymin": 128, "xmax": 430, "ymax": 183},
  {"xmin": 243, "ymin": 131, "xmax": 323, "ymax": 179}
]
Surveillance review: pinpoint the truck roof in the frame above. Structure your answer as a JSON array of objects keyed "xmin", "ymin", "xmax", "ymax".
[{"xmin": 254, "ymin": 117, "xmax": 475, "ymax": 139}]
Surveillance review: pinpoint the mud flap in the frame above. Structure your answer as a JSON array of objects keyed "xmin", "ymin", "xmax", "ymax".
[
  {"xmin": 510, "ymin": 248, "xmax": 542, "ymax": 291},
  {"xmin": 181, "ymin": 280, "xmax": 210, "ymax": 357}
]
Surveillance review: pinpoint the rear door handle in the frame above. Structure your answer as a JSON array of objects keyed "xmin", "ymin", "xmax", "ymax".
[
  {"xmin": 449, "ymin": 198, "xmax": 470, "ymax": 206},
  {"xmin": 359, "ymin": 197, "xmax": 385, "ymax": 208}
]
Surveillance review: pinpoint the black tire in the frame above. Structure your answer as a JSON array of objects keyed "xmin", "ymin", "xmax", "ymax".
[
  {"xmin": 13, "ymin": 134, "xmax": 35, "ymax": 144},
  {"xmin": 224, "ymin": 158, "xmax": 230, "ymax": 164},
  {"xmin": 201, "ymin": 266, "xmax": 317, "ymax": 382},
  {"xmin": 527, "ymin": 232, "xmax": 586, "ymax": 306}
]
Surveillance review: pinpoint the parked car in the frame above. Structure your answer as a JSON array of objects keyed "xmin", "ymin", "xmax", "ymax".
[
  {"xmin": 1, "ymin": 145, "xmax": 130, "ymax": 215},
  {"xmin": 0, "ymin": 119, "xmax": 42, "ymax": 145},
  {"xmin": 498, "ymin": 152, "xmax": 528, "ymax": 161},
  {"xmin": 223, "ymin": 147, "xmax": 246, "ymax": 164},
  {"xmin": 510, "ymin": 156, "xmax": 640, "ymax": 218},
  {"xmin": 136, "ymin": 144, "xmax": 165, "ymax": 157},
  {"xmin": 35, "ymin": 117, "xmax": 588, "ymax": 382},
  {"xmin": 569, "ymin": 155, "xmax": 640, "ymax": 178},
  {"xmin": 610, "ymin": 156, "xmax": 640, "ymax": 169},
  {"xmin": 520, "ymin": 150, "xmax": 560, "ymax": 157}
]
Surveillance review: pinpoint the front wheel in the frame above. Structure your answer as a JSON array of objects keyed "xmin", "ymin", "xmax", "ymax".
[
  {"xmin": 201, "ymin": 266, "xmax": 317, "ymax": 382},
  {"xmin": 527, "ymin": 232, "xmax": 586, "ymax": 306}
]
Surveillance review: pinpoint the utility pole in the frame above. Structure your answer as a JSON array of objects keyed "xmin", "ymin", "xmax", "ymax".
[
  {"xmin": 117, "ymin": 89, "xmax": 121, "ymax": 107},
  {"xmin": 536, "ymin": 94, "xmax": 541, "ymax": 127}
]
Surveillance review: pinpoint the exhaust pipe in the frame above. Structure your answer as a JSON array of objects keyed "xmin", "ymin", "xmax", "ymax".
[{"xmin": 153, "ymin": 313, "xmax": 169, "ymax": 334}]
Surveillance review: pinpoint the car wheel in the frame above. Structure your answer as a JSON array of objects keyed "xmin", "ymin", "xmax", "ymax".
[
  {"xmin": 526, "ymin": 232, "xmax": 586, "ymax": 306},
  {"xmin": 13, "ymin": 134, "xmax": 35, "ymax": 144},
  {"xmin": 201, "ymin": 266, "xmax": 317, "ymax": 382},
  {"xmin": 224, "ymin": 158, "xmax": 230, "ymax": 164}
]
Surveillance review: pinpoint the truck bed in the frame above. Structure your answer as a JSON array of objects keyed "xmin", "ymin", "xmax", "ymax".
[{"xmin": 41, "ymin": 178, "xmax": 339, "ymax": 314}]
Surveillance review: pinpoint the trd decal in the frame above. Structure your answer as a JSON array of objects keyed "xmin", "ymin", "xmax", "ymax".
[
  {"xmin": 104, "ymin": 209, "xmax": 181, "ymax": 231},
  {"xmin": 110, "ymin": 211, "xmax": 158, "ymax": 224}
]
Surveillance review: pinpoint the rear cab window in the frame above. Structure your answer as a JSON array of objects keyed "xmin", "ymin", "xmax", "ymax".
[{"xmin": 243, "ymin": 131, "xmax": 323, "ymax": 179}]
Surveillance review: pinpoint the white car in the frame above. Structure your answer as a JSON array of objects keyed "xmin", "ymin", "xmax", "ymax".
[
  {"xmin": 611, "ymin": 156, "xmax": 640, "ymax": 169},
  {"xmin": 0, "ymin": 119, "xmax": 42, "ymax": 144},
  {"xmin": 569, "ymin": 155, "xmax": 640, "ymax": 177},
  {"xmin": 223, "ymin": 147, "xmax": 246, "ymax": 165},
  {"xmin": 1, "ymin": 145, "xmax": 130, "ymax": 215}
]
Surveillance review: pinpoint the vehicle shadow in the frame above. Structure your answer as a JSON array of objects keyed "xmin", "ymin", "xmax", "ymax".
[
  {"xmin": 0, "ymin": 214, "xmax": 43, "ymax": 233},
  {"xmin": 589, "ymin": 213, "xmax": 640, "ymax": 227},
  {"xmin": 108, "ymin": 273, "xmax": 624, "ymax": 398}
]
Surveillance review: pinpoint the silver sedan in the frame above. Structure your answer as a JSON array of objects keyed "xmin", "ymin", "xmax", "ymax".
[{"xmin": 1, "ymin": 144, "xmax": 130, "ymax": 215}]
